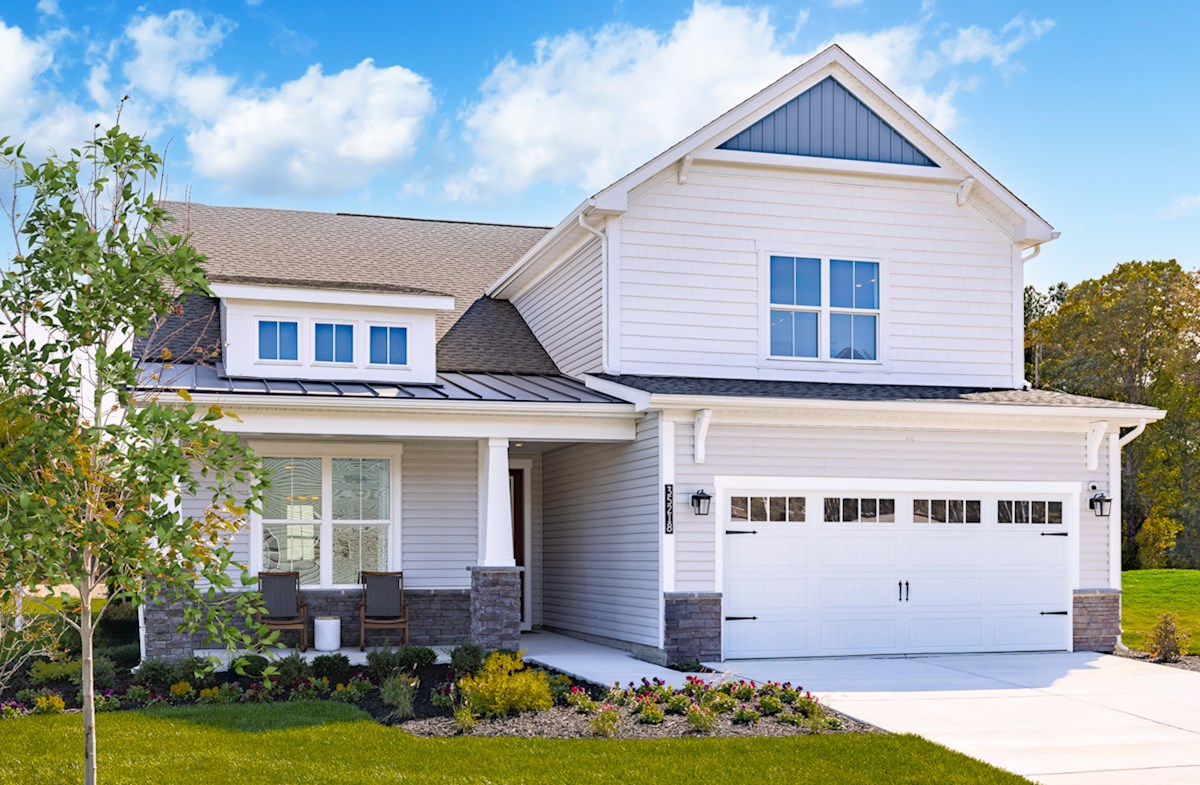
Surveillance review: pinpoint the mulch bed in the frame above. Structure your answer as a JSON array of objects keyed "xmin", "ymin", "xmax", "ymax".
[{"xmin": 1116, "ymin": 648, "xmax": 1200, "ymax": 673}]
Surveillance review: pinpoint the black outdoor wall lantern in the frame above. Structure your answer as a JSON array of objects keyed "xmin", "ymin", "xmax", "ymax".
[
  {"xmin": 1088, "ymin": 492, "xmax": 1113, "ymax": 517},
  {"xmin": 691, "ymin": 489, "xmax": 712, "ymax": 516}
]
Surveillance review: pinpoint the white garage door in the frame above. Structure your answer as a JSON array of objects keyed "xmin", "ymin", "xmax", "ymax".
[{"xmin": 722, "ymin": 487, "xmax": 1075, "ymax": 659}]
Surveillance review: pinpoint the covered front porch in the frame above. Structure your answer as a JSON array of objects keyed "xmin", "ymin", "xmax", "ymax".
[{"xmin": 141, "ymin": 372, "xmax": 649, "ymax": 661}]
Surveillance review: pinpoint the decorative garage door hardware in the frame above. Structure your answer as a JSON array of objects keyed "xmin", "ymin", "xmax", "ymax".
[
  {"xmin": 898, "ymin": 580, "xmax": 909, "ymax": 601},
  {"xmin": 725, "ymin": 529, "xmax": 758, "ymax": 535},
  {"xmin": 725, "ymin": 616, "xmax": 758, "ymax": 621},
  {"xmin": 1040, "ymin": 532, "xmax": 1069, "ymax": 537},
  {"xmin": 1039, "ymin": 611, "xmax": 1069, "ymax": 616}
]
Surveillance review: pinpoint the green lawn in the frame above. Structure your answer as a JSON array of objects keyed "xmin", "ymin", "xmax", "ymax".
[
  {"xmin": 0, "ymin": 702, "xmax": 1031, "ymax": 785},
  {"xmin": 1122, "ymin": 569, "xmax": 1200, "ymax": 654}
]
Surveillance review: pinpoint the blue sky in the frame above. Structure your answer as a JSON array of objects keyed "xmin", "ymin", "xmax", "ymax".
[{"xmin": 0, "ymin": 1, "xmax": 1196, "ymax": 288}]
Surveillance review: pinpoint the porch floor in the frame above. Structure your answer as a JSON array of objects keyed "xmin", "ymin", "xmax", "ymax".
[{"xmin": 519, "ymin": 631, "xmax": 710, "ymax": 689}]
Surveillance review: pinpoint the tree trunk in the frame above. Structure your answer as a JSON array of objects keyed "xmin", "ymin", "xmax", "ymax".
[{"xmin": 80, "ymin": 574, "xmax": 97, "ymax": 785}]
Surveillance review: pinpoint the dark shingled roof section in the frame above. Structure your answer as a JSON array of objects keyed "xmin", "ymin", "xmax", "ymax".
[
  {"xmin": 593, "ymin": 374, "xmax": 1157, "ymax": 410},
  {"xmin": 138, "ymin": 363, "xmax": 625, "ymax": 405},
  {"xmin": 161, "ymin": 202, "xmax": 549, "ymax": 341},
  {"xmin": 436, "ymin": 297, "xmax": 559, "ymax": 374},
  {"xmin": 132, "ymin": 295, "xmax": 223, "ymax": 364}
]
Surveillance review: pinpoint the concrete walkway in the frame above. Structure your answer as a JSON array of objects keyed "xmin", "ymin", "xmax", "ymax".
[
  {"xmin": 720, "ymin": 652, "xmax": 1200, "ymax": 785},
  {"xmin": 519, "ymin": 631, "xmax": 704, "ymax": 689}
]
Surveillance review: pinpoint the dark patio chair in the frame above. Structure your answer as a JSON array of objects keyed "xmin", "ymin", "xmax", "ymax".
[
  {"xmin": 359, "ymin": 571, "xmax": 409, "ymax": 651},
  {"xmin": 257, "ymin": 571, "xmax": 309, "ymax": 652}
]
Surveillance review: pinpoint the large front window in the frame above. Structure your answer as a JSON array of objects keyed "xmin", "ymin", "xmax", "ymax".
[
  {"xmin": 768, "ymin": 255, "xmax": 880, "ymax": 361},
  {"xmin": 260, "ymin": 455, "xmax": 391, "ymax": 586}
]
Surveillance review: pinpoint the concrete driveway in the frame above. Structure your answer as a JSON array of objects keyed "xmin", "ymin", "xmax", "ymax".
[{"xmin": 721, "ymin": 652, "xmax": 1200, "ymax": 785}]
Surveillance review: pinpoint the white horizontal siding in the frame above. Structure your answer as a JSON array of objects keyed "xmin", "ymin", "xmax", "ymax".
[
  {"xmin": 401, "ymin": 440, "xmax": 478, "ymax": 589},
  {"xmin": 616, "ymin": 165, "xmax": 1019, "ymax": 385},
  {"xmin": 673, "ymin": 422, "xmax": 1110, "ymax": 591},
  {"xmin": 541, "ymin": 414, "xmax": 660, "ymax": 647},
  {"xmin": 188, "ymin": 474, "xmax": 251, "ymax": 589},
  {"xmin": 513, "ymin": 236, "xmax": 604, "ymax": 376}
]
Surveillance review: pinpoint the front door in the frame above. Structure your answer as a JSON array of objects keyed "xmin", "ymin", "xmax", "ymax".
[{"xmin": 509, "ymin": 468, "xmax": 528, "ymax": 628}]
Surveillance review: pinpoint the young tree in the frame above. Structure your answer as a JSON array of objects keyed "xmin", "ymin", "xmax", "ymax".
[{"xmin": 0, "ymin": 126, "xmax": 269, "ymax": 785}]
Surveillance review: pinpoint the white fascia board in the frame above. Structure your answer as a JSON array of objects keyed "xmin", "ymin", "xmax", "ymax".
[
  {"xmin": 162, "ymin": 392, "xmax": 635, "ymax": 419},
  {"xmin": 580, "ymin": 374, "xmax": 653, "ymax": 410},
  {"xmin": 211, "ymin": 282, "xmax": 455, "ymax": 312},
  {"xmin": 590, "ymin": 44, "xmax": 1054, "ymax": 242},
  {"xmin": 693, "ymin": 149, "xmax": 962, "ymax": 184},
  {"xmin": 165, "ymin": 397, "xmax": 637, "ymax": 442},
  {"xmin": 643, "ymin": 393, "xmax": 1165, "ymax": 426},
  {"xmin": 487, "ymin": 201, "xmax": 590, "ymax": 299}
]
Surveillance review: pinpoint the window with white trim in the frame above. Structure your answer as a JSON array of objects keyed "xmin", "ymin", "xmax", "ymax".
[
  {"xmin": 314, "ymin": 322, "xmax": 354, "ymax": 364},
  {"xmin": 768, "ymin": 255, "xmax": 880, "ymax": 361},
  {"xmin": 260, "ymin": 456, "xmax": 391, "ymax": 586},
  {"xmin": 258, "ymin": 320, "xmax": 299, "ymax": 361},
  {"xmin": 369, "ymin": 325, "xmax": 408, "ymax": 366}
]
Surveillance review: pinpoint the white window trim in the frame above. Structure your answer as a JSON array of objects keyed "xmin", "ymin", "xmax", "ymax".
[
  {"xmin": 365, "ymin": 322, "xmax": 413, "ymax": 370},
  {"xmin": 254, "ymin": 317, "xmax": 303, "ymax": 366},
  {"xmin": 311, "ymin": 320, "xmax": 357, "ymax": 367},
  {"xmin": 757, "ymin": 249, "xmax": 890, "ymax": 372},
  {"xmin": 247, "ymin": 441, "xmax": 403, "ymax": 590}
]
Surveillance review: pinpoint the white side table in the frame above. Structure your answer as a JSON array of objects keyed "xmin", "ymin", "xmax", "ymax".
[{"xmin": 314, "ymin": 616, "xmax": 341, "ymax": 652}]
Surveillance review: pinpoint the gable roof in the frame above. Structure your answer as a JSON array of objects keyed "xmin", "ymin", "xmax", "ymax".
[
  {"xmin": 162, "ymin": 202, "xmax": 550, "ymax": 341},
  {"xmin": 490, "ymin": 44, "xmax": 1055, "ymax": 298},
  {"xmin": 718, "ymin": 75, "xmax": 937, "ymax": 167},
  {"xmin": 436, "ymin": 297, "xmax": 559, "ymax": 374}
]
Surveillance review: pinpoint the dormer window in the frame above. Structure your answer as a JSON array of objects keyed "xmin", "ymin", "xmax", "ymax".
[
  {"xmin": 369, "ymin": 326, "xmax": 408, "ymax": 366},
  {"xmin": 765, "ymin": 254, "xmax": 882, "ymax": 363},
  {"xmin": 258, "ymin": 320, "xmax": 299, "ymax": 362},
  {"xmin": 314, "ymin": 322, "xmax": 354, "ymax": 364}
]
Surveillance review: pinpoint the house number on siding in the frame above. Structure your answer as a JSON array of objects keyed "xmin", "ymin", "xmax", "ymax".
[{"xmin": 664, "ymin": 484, "xmax": 674, "ymax": 534}]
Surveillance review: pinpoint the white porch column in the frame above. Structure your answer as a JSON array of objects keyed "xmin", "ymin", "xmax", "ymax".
[{"xmin": 479, "ymin": 437, "xmax": 515, "ymax": 566}]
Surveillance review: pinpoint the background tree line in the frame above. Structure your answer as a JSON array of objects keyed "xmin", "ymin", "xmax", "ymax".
[{"xmin": 1026, "ymin": 260, "xmax": 1200, "ymax": 569}]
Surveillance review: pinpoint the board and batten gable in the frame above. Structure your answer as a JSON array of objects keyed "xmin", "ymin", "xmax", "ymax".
[
  {"xmin": 671, "ymin": 420, "xmax": 1112, "ymax": 591},
  {"xmin": 611, "ymin": 161, "xmax": 1023, "ymax": 387},
  {"xmin": 510, "ymin": 235, "xmax": 605, "ymax": 376},
  {"xmin": 540, "ymin": 413, "xmax": 661, "ymax": 648}
]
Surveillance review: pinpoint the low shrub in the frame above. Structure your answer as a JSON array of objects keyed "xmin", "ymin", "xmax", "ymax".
[
  {"xmin": 380, "ymin": 674, "xmax": 419, "ymax": 719},
  {"xmin": 366, "ymin": 648, "xmax": 405, "ymax": 680},
  {"xmin": 794, "ymin": 692, "xmax": 824, "ymax": 720},
  {"xmin": 636, "ymin": 698, "xmax": 665, "ymax": 725},
  {"xmin": 665, "ymin": 693, "xmax": 691, "ymax": 715},
  {"xmin": 134, "ymin": 658, "xmax": 179, "ymax": 686},
  {"xmin": 453, "ymin": 705, "xmax": 477, "ymax": 732},
  {"xmin": 400, "ymin": 645, "xmax": 438, "ymax": 669},
  {"xmin": 92, "ymin": 691, "xmax": 121, "ymax": 713},
  {"xmin": 273, "ymin": 652, "xmax": 311, "ymax": 683},
  {"xmin": 758, "ymin": 694, "xmax": 785, "ymax": 717},
  {"xmin": 30, "ymin": 656, "xmax": 115, "ymax": 689},
  {"xmin": 672, "ymin": 658, "xmax": 703, "ymax": 672},
  {"xmin": 121, "ymin": 685, "xmax": 151, "ymax": 706},
  {"xmin": 449, "ymin": 643, "xmax": 485, "ymax": 675},
  {"xmin": 457, "ymin": 650, "xmax": 553, "ymax": 718},
  {"xmin": 311, "ymin": 653, "xmax": 351, "ymax": 681},
  {"xmin": 685, "ymin": 703, "xmax": 718, "ymax": 733},
  {"xmin": 1147, "ymin": 612, "xmax": 1192, "ymax": 662},
  {"xmin": 566, "ymin": 686, "xmax": 598, "ymax": 714},
  {"xmin": 95, "ymin": 643, "xmax": 140, "ymax": 672},
  {"xmin": 235, "ymin": 654, "xmax": 271, "ymax": 680},
  {"xmin": 289, "ymin": 677, "xmax": 329, "ymax": 701},
  {"xmin": 547, "ymin": 673, "xmax": 573, "ymax": 705},
  {"xmin": 330, "ymin": 676, "xmax": 373, "ymax": 703},
  {"xmin": 32, "ymin": 694, "xmax": 65, "ymax": 715},
  {"xmin": 175, "ymin": 655, "xmax": 217, "ymax": 687},
  {"xmin": 732, "ymin": 704, "xmax": 761, "ymax": 724},
  {"xmin": 588, "ymin": 704, "xmax": 621, "ymax": 738}
]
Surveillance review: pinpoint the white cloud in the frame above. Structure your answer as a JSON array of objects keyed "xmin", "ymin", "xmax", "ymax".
[
  {"xmin": 186, "ymin": 60, "xmax": 433, "ymax": 195},
  {"xmin": 830, "ymin": 0, "xmax": 864, "ymax": 8},
  {"xmin": 1160, "ymin": 194, "xmax": 1200, "ymax": 220},
  {"xmin": 36, "ymin": 0, "xmax": 61, "ymax": 17},
  {"xmin": 449, "ymin": 2, "xmax": 800, "ymax": 198},
  {"xmin": 122, "ymin": 11, "xmax": 435, "ymax": 195},
  {"xmin": 450, "ymin": 2, "xmax": 1056, "ymax": 199},
  {"xmin": 0, "ymin": 21, "xmax": 52, "ymax": 135},
  {"xmin": 941, "ymin": 16, "xmax": 1055, "ymax": 67}
]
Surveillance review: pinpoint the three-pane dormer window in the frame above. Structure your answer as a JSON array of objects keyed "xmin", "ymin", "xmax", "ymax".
[
  {"xmin": 258, "ymin": 320, "xmax": 299, "ymax": 361},
  {"xmin": 369, "ymin": 326, "xmax": 408, "ymax": 366},
  {"xmin": 767, "ymin": 255, "xmax": 881, "ymax": 362},
  {"xmin": 314, "ymin": 323, "xmax": 354, "ymax": 364}
]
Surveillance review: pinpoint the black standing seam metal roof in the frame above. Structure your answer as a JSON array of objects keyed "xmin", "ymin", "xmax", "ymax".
[{"xmin": 137, "ymin": 363, "xmax": 626, "ymax": 405}]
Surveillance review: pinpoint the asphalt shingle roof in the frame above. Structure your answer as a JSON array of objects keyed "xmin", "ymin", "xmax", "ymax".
[{"xmin": 593, "ymin": 374, "xmax": 1158, "ymax": 410}]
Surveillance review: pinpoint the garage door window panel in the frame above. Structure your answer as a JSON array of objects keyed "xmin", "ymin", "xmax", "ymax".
[
  {"xmin": 824, "ymin": 497, "xmax": 894, "ymax": 522},
  {"xmin": 731, "ymin": 495, "xmax": 806, "ymax": 522},
  {"xmin": 914, "ymin": 499, "xmax": 982, "ymax": 524},
  {"xmin": 999, "ymin": 500, "xmax": 1063, "ymax": 525}
]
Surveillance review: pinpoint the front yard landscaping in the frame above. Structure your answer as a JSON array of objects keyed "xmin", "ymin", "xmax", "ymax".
[
  {"xmin": 0, "ymin": 701, "xmax": 1034, "ymax": 785},
  {"xmin": 1122, "ymin": 569, "xmax": 1200, "ymax": 660}
]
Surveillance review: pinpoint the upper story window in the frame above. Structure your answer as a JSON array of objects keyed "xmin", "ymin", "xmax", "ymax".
[
  {"xmin": 767, "ymin": 255, "xmax": 880, "ymax": 362},
  {"xmin": 369, "ymin": 326, "xmax": 408, "ymax": 366},
  {"xmin": 314, "ymin": 323, "xmax": 354, "ymax": 364},
  {"xmin": 258, "ymin": 320, "xmax": 299, "ymax": 361}
]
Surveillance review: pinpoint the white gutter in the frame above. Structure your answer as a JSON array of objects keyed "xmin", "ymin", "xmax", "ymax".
[
  {"xmin": 149, "ymin": 393, "xmax": 636, "ymax": 419},
  {"xmin": 1118, "ymin": 418, "xmax": 1148, "ymax": 447}
]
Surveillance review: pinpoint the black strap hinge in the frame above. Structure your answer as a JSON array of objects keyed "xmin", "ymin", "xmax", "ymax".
[
  {"xmin": 725, "ymin": 530, "xmax": 758, "ymax": 535},
  {"xmin": 1040, "ymin": 532, "xmax": 1069, "ymax": 537},
  {"xmin": 724, "ymin": 615, "xmax": 758, "ymax": 621},
  {"xmin": 1039, "ymin": 611, "xmax": 1069, "ymax": 616}
]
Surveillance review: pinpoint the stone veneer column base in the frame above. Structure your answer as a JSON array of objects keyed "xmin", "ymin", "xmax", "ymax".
[
  {"xmin": 469, "ymin": 567, "xmax": 523, "ymax": 651},
  {"xmin": 1074, "ymin": 588, "xmax": 1121, "ymax": 653},
  {"xmin": 664, "ymin": 592, "xmax": 722, "ymax": 664}
]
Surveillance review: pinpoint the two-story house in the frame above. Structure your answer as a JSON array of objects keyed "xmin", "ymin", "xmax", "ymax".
[{"xmin": 139, "ymin": 45, "xmax": 1162, "ymax": 665}]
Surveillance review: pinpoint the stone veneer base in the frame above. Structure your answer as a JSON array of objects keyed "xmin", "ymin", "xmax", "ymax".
[
  {"xmin": 142, "ymin": 588, "xmax": 470, "ymax": 660},
  {"xmin": 663, "ymin": 592, "xmax": 722, "ymax": 664},
  {"xmin": 468, "ymin": 567, "xmax": 523, "ymax": 652},
  {"xmin": 1073, "ymin": 588, "xmax": 1121, "ymax": 653}
]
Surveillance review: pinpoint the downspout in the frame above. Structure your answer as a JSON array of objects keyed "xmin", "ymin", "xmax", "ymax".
[
  {"xmin": 1109, "ymin": 418, "xmax": 1148, "ymax": 613},
  {"xmin": 577, "ymin": 212, "xmax": 613, "ymax": 374},
  {"xmin": 1019, "ymin": 231, "xmax": 1062, "ymax": 388}
]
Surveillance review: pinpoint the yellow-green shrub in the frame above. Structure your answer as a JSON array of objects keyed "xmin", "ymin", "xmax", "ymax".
[{"xmin": 456, "ymin": 650, "xmax": 552, "ymax": 717}]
